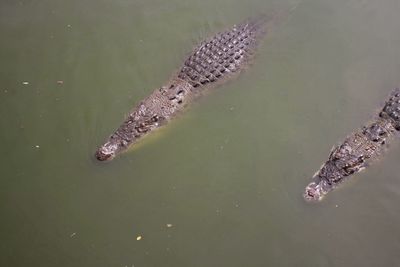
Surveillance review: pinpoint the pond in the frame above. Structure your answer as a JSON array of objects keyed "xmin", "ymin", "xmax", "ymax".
[{"xmin": 1, "ymin": 0, "xmax": 400, "ymax": 266}]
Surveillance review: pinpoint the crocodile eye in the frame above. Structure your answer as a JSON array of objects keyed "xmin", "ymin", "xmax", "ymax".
[{"xmin": 151, "ymin": 115, "xmax": 159, "ymax": 122}]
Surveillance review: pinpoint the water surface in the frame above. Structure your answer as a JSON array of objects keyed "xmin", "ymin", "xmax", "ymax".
[{"xmin": 2, "ymin": 0, "xmax": 400, "ymax": 266}]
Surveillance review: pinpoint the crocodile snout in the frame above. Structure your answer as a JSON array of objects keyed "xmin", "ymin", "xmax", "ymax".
[{"xmin": 95, "ymin": 141, "xmax": 119, "ymax": 161}]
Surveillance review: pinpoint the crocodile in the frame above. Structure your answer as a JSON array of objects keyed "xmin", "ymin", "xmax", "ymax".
[
  {"xmin": 95, "ymin": 16, "xmax": 270, "ymax": 161},
  {"xmin": 304, "ymin": 88, "xmax": 400, "ymax": 201}
]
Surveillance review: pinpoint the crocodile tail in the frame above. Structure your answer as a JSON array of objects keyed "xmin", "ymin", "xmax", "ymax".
[
  {"xmin": 239, "ymin": 2, "xmax": 302, "ymax": 46},
  {"xmin": 241, "ymin": 14, "xmax": 269, "ymax": 33}
]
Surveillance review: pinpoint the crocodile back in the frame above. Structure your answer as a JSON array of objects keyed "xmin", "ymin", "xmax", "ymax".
[{"xmin": 177, "ymin": 17, "xmax": 267, "ymax": 88}]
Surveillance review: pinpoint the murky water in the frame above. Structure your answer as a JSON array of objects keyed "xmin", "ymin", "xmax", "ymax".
[{"xmin": 2, "ymin": 0, "xmax": 400, "ymax": 266}]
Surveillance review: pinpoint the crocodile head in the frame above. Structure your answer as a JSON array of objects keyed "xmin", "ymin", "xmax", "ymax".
[
  {"xmin": 303, "ymin": 178, "xmax": 332, "ymax": 202},
  {"xmin": 95, "ymin": 140, "xmax": 120, "ymax": 161}
]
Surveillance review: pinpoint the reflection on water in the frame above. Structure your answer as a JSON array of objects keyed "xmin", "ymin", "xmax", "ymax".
[{"xmin": 1, "ymin": 0, "xmax": 400, "ymax": 266}]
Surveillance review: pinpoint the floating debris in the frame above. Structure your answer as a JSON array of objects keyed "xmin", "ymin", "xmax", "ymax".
[
  {"xmin": 35, "ymin": 145, "xmax": 40, "ymax": 148},
  {"xmin": 166, "ymin": 224, "xmax": 173, "ymax": 228},
  {"xmin": 22, "ymin": 81, "xmax": 29, "ymax": 85},
  {"xmin": 70, "ymin": 232, "xmax": 76, "ymax": 237},
  {"xmin": 56, "ymin": 80, "xmax": 64, "ymax": 85},
  {"xmin": 136, "ymin": 235, "xmax": 142, "ymax": 241}
]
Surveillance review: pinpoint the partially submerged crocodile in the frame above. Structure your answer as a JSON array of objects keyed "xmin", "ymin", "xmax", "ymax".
[
  {"xmin": 95, "ymin": 16, "xmax": 270, "ymax": 161},
  {"xmin": 304, "ymin": 88, "xmax": 400, "ymax": 201}
]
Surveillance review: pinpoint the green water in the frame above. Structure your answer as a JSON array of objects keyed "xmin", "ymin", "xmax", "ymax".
[{"xmin": 2, "ymin": 0, "xmax": 400, "ymax": 266}]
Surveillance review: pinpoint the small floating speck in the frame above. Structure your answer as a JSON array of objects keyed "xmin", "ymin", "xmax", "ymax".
[
  {"xmin": 136, "ymin": 235, "xmax": 142, "ymax": 241},
  {"xmin": 67, "ymin": 24, "xmax": 72, "ymax": 28},
  {"xmin": 70, "ymin": 232, "xmax": 76, "ymax": 237},
  {"xmin": 35, "ymin": 145, "xmax": 40, "ymax": 148},
  {"xmin": 22, "ymin": 81, "xmax": 29, "ymax": 85},
  {"xmin": 166, "ymin": 224, "xmax": 173, "ymax": 228},
  {"xmin": 57, "ymin": 80, "xmax": 64, "ymax": 85},
  {"xmin": 4, "ymin": 89, "xmax": 7, "ymax": 93}
]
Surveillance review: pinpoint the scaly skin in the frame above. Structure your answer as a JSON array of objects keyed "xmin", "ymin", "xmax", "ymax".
[
  {"xmin": 96, "ymin": 17, "xmax": 267, "ymax": 161},
  {"xmin": 304, "ymin": 88, "xmax": 400, "ymax": 201}
]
